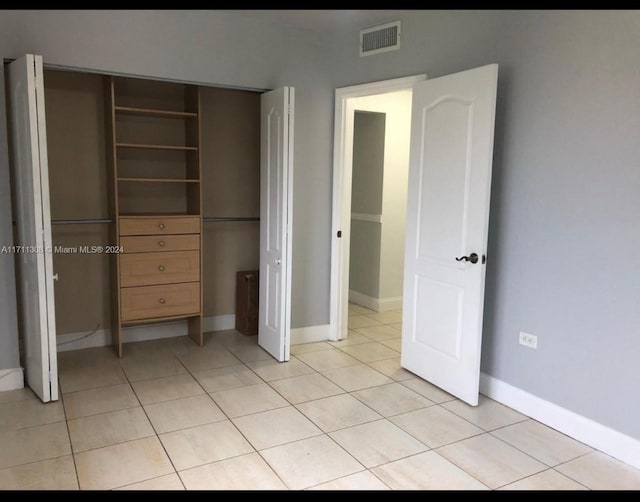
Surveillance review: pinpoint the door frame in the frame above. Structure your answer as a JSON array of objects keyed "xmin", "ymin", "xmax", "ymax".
[{"xmin": 329, "ymin": 74, "xmax": 427, "ymax": 341}]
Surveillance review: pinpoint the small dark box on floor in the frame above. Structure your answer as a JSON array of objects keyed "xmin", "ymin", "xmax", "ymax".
[{"xmin": 236, "ymin": 270, "xmax": 259, "ymax": 335}]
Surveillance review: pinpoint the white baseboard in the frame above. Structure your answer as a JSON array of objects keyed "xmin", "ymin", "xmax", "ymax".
[
  {"xmin": 0, "ymin": 367, "xmax": 24, "ymax": 392},
  {"xmin": 480, "ymin": 373, "xmax": 640, "ymax": 470},
  {"xmin": 377, "ymin": 296, "xmax": 403, "ymax": 312},
  {"xmin": 57, "ymin": 315, "xmax": 237, "ymax": 353},
  {"xmin": 291, "ymin": 324, "xmax": 330, "ymax": 345},
  {"xmin": 203, "ymin": 314, "xmax": 236, "ymax": 333},
  {"xmin": 349, "ymin": 290, "xmax": 402, "ymax": 312}
]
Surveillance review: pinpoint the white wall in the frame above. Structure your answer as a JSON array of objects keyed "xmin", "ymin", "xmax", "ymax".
[{"xmin": 351, "ymin": 90, "xmax": 411, "ymax": 302}]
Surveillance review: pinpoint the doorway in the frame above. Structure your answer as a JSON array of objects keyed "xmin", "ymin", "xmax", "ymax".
[
  {"xmin": 330, "ymin": 75, "xmax": 426, "ymax": 343},
  {"xmin": 330, "ymin": 66, "xmax": 499, "ymax": 405},
  {"xmin": 347, "ymin": 92, "xmax": 412, "ymax": 337}
]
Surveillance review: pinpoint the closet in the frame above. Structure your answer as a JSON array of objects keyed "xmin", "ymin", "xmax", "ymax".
[
  {"xmin": 43, "ymin": 69, "xmax": 261, "ymax": 357},
  {"xmin": 7, "ymin": 54, "xmax": 293, "ymax": 402}
]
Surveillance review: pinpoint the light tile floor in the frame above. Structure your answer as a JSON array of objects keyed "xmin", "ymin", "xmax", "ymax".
[{"xmin": 0, "ymin": 304, "xmax": 639, "ymax": 490}]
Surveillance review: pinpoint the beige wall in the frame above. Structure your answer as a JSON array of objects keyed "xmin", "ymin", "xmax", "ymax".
[
  {"xmin": 45, "ymin": 70, "xmax": 260, "ymax": 335},
  {"xmin": 200, "ymin": 87, "xmax": 260, "ymax": 316},
  {"xmin": 45, "ymin": 70, "xmax": 112, "ymax": 334}
]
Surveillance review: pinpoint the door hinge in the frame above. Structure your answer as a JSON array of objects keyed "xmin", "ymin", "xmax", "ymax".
[{"xmin": 49, "ymin": 370, "xmax": 54, "ymax": 382}]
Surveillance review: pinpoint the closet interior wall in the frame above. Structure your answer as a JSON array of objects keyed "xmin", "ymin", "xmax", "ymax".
[
  {"xmin": 200, "ymin": 87, "xmax": 260, "ymax": 317},
  {"xmin": 44, "ymin": 69, "xmax": 260, "ymax": 350},
  {"xmin": 45, "ymin": 70, "xmax": 111, "ymax": 336}
]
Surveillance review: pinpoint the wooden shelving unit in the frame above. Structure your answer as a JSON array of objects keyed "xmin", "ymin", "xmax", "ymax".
[{"xmin": 106, "ymin": 76, "xmax": 203, "ymax": 357}]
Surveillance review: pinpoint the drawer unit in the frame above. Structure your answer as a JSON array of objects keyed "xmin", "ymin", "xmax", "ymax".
[
  {"xmin": 120, "ymin": 234, "xmax": 200, "ymax": 253},
  {"xmin": 120, "ymin": 216, "xmax": 200, "ymax": 236},
  {"xmin": 119, "ymin": 250, "xmax": 200, "ymax": 287},
  {"xmin": 120, "ymin": 282, "xmax": 200, "ymax": 322}
]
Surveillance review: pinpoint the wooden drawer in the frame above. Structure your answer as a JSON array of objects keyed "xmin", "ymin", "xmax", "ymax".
[
  {"xmin": 121, "ymin": 234, "xmax": 200, "ymax": 253},
  {"xmin": 120, "ymin": 250, "xmax": 200, "ymax": 287},
  {"xmin": 121, "ymin": 282, "xmax": 200, "ymax": 322},
  {"xmin": 119, "ymin": 216, "xmax": 200, "ymax": 236}
]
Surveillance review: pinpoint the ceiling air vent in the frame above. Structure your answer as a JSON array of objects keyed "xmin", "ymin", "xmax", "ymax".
[{"xmin": 360, "ymin": 21, "xmax": 401, "ymax": 57}]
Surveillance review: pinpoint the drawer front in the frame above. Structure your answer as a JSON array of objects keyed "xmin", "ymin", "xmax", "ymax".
[
  {"xmin": 119, "ymin": 217, "xmax": 200, "ymax": 236},
  {"xmin": 121, "ymin": 234, "xmax": 200, "ymax": 253},
  {"xmin": 120, "ymin": 250, "xmax": 200, "ymax": 287},
  {"xmin": 121, "ymin": 282, "xmax": 200, "ymax": 322}
]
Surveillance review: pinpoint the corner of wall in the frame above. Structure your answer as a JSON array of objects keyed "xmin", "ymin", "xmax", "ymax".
[{"xmin": 0, "ymin": 367, "xmax": 24, "ymax": 392}]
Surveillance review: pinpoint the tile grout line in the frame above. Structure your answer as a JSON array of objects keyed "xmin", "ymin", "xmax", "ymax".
[
  {"xmin": 66, "ymin": 410, "xmax": 157, "ymax": 456},
  {"xmin": 299, "ymin": 432, "xmax": 369, "ymax": 489},
  {"xmin": 549, "ymin": 451, "xmax": 597, "ymax": 490},
  {"xmin": 0, "ymin": 393, "xmax": 80, "ymax": 489},
  {"xmin": 366, "ymin": 467, "xmax": 394, "ymax": 490},
  {"xmin": 202, "ymin": 337, "xmax": 399, "ymax": 489},
  {"xmin": 55, "ymin": 393, "xmax": 81, "ymax": 490},
  {"xmin": 57, "ymin": 346, "xmax": 568, "ymax": 491},
  {"xmin": 267, "ymin": 352, "xmax": 385, "ymax": 487},
  {"xmin": 428, "ymin": 449, "xmax": 494, "ymax": 490},
  {"xmin": 212, "ymin": 341, "xmax": 338, "ymax": 490},
  {"xmin": 173, "ymin": 339, "xmax": 293, "ymax": 490},
  {"xmin": 123, "ymin": 351, "xmax": 188, "ymax": 490},
  {"xmin": 430, "ymin": 428, "xmax": 551, "ymax": 490},
  {"xmin": 348, "ymin": 391, "xmax": 436, "ymax": 418},
  {"xmin": 10, "ymin": 329, "xmax": 636, "ymax": 490},
  {"xmin": 486, "ymin": 425, "xmax": 590, "ymax": 472},
  {"xmin": 493, "ymin": 465, "xmax": 592, "ymax": 491}
]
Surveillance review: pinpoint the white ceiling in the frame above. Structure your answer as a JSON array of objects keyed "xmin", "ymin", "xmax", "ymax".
[{"xmin": 230, "ymin": 10, "xmax": 410, "ymax": 34}]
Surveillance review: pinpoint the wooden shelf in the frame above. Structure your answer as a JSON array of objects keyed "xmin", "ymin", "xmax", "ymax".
[
  {"xmin": 121, "ymin": 312, "xmax": 201, "ymax": 327},
  {"xmin": 115, "ymin": 106, "xmax": 197, "ymax": 119},
  {"xmin": 119, "ymin": 213, "xmax": 201, "ymax": 218},
  {"xmin": 116, "ymin": 143, "xmax": 198, "ymax": 151},
  {"xmin": 117, "ymin": 177, "xmax": 200, "ymax": 183}
]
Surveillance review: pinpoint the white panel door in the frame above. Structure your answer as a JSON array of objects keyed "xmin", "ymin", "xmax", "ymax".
[
  {"xmin": 402, "ymin": 64, "xmax": 498, "ymax": 405},
  {"xmin": 6, "ymin": 54, "xmax": 58, "ymax": 402},
  {"xmin": 259, "ymin": 87, "xmax": 294, "ymax": 361}
]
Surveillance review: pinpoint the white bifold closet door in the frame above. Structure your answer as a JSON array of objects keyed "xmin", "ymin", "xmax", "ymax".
[
  {"xmin": 6, "ymin": 54, "xmax": 58, "ymax": 402},
  {"xmin": 401, "ymin": 64, "xmax": 498, "ymax": 406},
  {"xmin": 258, "ymin": 87, "xmax": 294, "ymax": 362}
]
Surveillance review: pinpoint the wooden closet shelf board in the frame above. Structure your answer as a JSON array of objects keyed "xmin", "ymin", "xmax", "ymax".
[
  {"xmin": 117, "ymin": 177, "xmax": 200, "ymax": 183},
  {"xmin": 116, "ymin": 143, "xmax": 198, "ymax": 151},
  {"xmin": 114, "ymin": 106, "xmax": 197, "ymax": 119}
]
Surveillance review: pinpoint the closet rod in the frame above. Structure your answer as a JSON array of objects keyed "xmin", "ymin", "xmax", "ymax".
[
  {"xmin": 51, "ymin": 219, "xmax": 114, "ymax": 225},
  {"xmin": 203, "ymin": 217, "xmax": 260, "ymax": 222}
]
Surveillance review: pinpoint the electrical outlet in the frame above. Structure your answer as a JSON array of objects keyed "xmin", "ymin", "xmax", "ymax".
[{"xmin": 519, "ymin": 331, "xmax": 538, "ymax": 349}]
